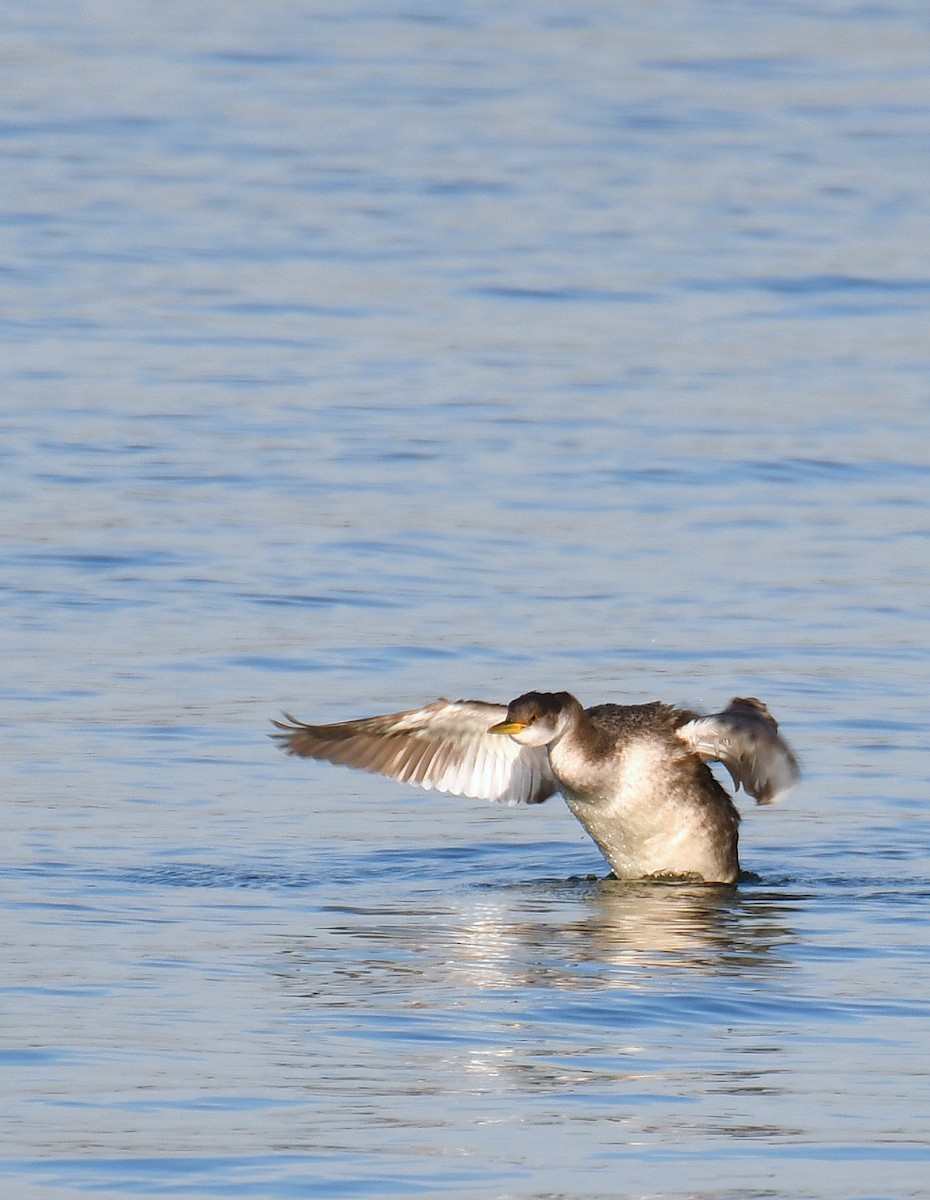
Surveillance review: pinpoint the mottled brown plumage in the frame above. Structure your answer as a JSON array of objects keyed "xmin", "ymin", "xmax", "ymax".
[{"xmin": 273, "ymin": 690, "xmax": 799, "ymax": 883}]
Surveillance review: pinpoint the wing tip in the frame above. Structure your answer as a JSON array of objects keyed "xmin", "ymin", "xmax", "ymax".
[{"xmin": 270, "ymin": 712, "xmax": 308, "ymax": 753}]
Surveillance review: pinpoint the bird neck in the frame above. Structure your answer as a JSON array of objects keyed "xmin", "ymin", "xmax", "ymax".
[{"xmin": 546, "ymin": 706, "xmax": 609, "ymax": 790}]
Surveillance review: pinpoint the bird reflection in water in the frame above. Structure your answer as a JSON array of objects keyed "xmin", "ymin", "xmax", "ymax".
[
  {"xmin": 277, "ymin": 875, "xmax": 797, "ymax": 1012},
  {"xmin": 273, "ymin": 872, "xmax": 799, "ymax": 1109},
  {"xmin": 447, "ymin": 876, "xmax": 796, "ymax": 989}
]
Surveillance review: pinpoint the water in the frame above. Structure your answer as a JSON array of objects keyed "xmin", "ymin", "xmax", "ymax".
[{"xmin": 3, "ymin": 1, "xmax": 930, "ymax": 1197}]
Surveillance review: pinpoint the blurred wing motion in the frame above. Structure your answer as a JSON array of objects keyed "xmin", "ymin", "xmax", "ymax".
[
  {"xmin": 272, "ymin": 699, "xmax": 559, "ymax": 805},
  {"xmin": 676, "ymin": 696, "xmax": 800, "ymax": 805}
]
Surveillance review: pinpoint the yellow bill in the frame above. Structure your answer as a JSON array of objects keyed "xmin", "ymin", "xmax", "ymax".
[{"xmin": 488, "ymin": 720, "xmax": 526, "ymax": 735}]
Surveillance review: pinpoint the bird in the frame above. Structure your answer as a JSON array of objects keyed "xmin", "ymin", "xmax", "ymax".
[{"xmin": 272, "ymin": 690, "xmax": 799, "ymax": 884}]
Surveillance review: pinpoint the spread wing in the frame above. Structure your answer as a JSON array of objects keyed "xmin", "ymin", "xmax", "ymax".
[
  {"xmin": 676, "ymin": 697, "xmax": 800, "ymax": 805},
  {"xmin": 272, "ymin": 698, "xmax": 559, "ymax": 805}
]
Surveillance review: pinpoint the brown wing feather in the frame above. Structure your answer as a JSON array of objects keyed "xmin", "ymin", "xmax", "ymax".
[{"xmin": 272, "ymin": 699, "xmax": 559, "ymax": 805}]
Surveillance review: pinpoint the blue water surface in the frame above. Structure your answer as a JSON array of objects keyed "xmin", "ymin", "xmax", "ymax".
[{"xmin": 3, "ymin": 2, "xmax": 930, "ymax": 1198}]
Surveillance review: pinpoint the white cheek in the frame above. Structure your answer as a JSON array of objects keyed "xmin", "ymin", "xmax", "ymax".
[{"xmin": 513, "ymin": 725, "xmax": 549, "ymax": 748}]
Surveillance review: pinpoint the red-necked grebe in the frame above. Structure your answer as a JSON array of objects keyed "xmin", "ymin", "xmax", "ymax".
[{"xmin": 273, "ymin": 691, "xmax": 799, "ymax": 884}]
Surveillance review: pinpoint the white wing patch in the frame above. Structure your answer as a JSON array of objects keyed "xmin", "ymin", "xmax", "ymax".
[
  {"xmin": 676, "ymin": 696, "xmax": 800, "ymax": 805},
  {"xmin": 272, "ymin": 699, "xmax": 559, "ymax": 806}
]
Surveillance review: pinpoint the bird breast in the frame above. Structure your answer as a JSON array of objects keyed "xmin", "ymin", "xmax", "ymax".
[{"xmin": 549, "ymin": 735, "xmax": 736, "ymax": 881}]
